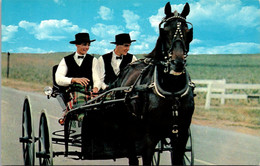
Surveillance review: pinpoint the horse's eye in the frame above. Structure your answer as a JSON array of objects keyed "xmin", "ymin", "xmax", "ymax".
[{"xmin": 164, "ymin": 26, "xmax": 171, "ymax": 31}]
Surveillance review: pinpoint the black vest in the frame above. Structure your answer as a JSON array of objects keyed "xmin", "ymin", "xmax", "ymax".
[
  {"xmin": 102, "ymin": 52, "xmax": 133, "ymax": 85},
  {"xmin": 64, "ymin": 53, "xmax": 94, "ymax": 88}
]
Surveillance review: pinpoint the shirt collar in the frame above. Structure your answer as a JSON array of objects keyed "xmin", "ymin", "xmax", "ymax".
[
  {"xmin": 75, "ymin": 52, "xmax": 86, "ymax": 58},
  {"xmin": 112, "ymin": 50, "xmax": 123, "ymax": 60}
]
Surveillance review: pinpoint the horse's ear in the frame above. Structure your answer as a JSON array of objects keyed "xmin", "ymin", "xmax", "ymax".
[
  {"xmin": 164, "ymin": 2, "xmax": 172, "ymax": 17},
  {"xmin": 181, "ymin": 3, "xmax": 190, "ymax": 18}
]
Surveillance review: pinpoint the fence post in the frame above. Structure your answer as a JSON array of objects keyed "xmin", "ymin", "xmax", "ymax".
[
  {"xmin": 7, "ymin": 52, "xmax": 10, "ymax": 78},
  {"xmin": 220, "ymin": 79, "xmax": 226, "ymax": 105},
  {"xmin": 205, "ymin": 82, "xmax": 212, "ymax": 109}
]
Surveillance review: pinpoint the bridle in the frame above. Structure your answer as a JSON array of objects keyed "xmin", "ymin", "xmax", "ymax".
[
  {"xmin": 130, "ymin": 13, "xmax": 194, "ymax": 98},
  {"xmin": 159, "ymin": 15, "xmax": 193, "ymax": 73}
]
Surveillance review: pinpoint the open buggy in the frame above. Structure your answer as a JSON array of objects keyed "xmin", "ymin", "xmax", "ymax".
[
  {"xmin": 20, "ymin": 2, "xmax": 195, "ymax": 165},
  {"xmin": 20, "ymin": 81, "xmax": 194, "ymax": 165}
]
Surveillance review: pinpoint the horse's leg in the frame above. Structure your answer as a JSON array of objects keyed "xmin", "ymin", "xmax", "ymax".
[
  {"xmin": 127, "ymin": 127, "xmax": 138, "ymax": 165},
  {"xmin": 127, "ymin": 141, "xmax": 139, "ymax": 165},
  {"xmin": 171, "ymin": 130, "xmax": 189, "ymax": 165},
  {"xmin": 171, "ymin": 114, "xmax": 193, "ymax": 165},
  {"xmin": 171, "ymin": 90, "xmax": 194, "ymax": 165},
  {"xmin": 142, "ymin": 134, "xmax": 158, "ymax": 166},
  {"xmin": 124, "ymin": 100, "xmax": 139, "ymax": 165}
]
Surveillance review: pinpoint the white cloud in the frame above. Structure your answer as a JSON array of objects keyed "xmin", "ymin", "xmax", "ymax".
[
  {"xmin": 130, "ymin": 35, "xmax": 158, "ymax": 54},
  {"xmin": 123, "ymin": 10, "xmax": 140, "ymax": 31},
  {"xmin": 81, "ymin": 29, "xmax": 88, "ymax": 33},
  {"xmin": 18, "ymin": 19, "xmax": 83, "ymax": 40},
  {"xmin": 129, "ymin": 31, "xmax": 140, "ymax": 41},
  {"xmin": 149, "ymin": 0, "xmax": 260, "ymax": 31},
  {"xmin": 190, "ymin": 39, "xmax": 202, "ymax": 45},
  {"xmin": 90, "ymin": 40, "xmax": 113, "ymax": 54},
  {"xmin": 91, "ymin": 23, "xmax": 124, "ymax": 38},
  {"xmin": 133, "ymin": 3, "xmax": 141, "ymax": 7},
  {"xmin": 190, "ymin": 42, "xmax": 260, "ymax": 54},
  {"xmin": 132, "ymin": 42, "xmax": 150, "ymax": 53},
  {"xmin": 149, "ymin": 4, "xmax": 187, "ymax": 33},
  {"xmin": 98, "ymin": 6, "xmax": 113, "ymax": 20},
  {"xmin": 142, "ymin": 35, "xmax": 158, "ymax": 44},
  {"xmin": 189, "ymin": 0, "xmax": 260, "ymax": 28},
  {"xmin": 17, "ymin": 47, "xmax": 49, "ymax": 53},
  {"xmin": 149, "ymin": 7, "xmax": 164, "ymax": 33},
  {"xmin": 2, "ymin": 25, "xmax": 18, "ymax": 42},
  {"xmin": 226, "ymin": 6, "xmax": 260, "ymax": 27},
  {"xmin": 18, "ymin": 21, "xmax": 36, "ymax": 30},
  {"xmin": 53, "ymin": 0, "xmax": 64, "ymax": 5}
]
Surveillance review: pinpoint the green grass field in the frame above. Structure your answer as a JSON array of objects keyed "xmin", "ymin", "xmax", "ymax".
[
  {"xmin": 186, "ymin": 54, "xmax": 260, "ymax": 84},
  {"xmin": 2, "ymin": 52, "xmax": 260, "ymax": 85},
  {"xmin": 1, "ymin": 52, "xmax": 260, "ymax": 132}
]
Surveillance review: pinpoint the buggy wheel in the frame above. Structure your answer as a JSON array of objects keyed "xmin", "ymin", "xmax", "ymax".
[
  {"xmin": 183, "ymin": 128, "xmax": 194, "ymax": 166},
  {"xmin": 37, "ymin": 109, "xmax": 53, "ymax": 166},
  {"xmin": 152, "ymin": 140, "xmax": 162, "ymax": 166},
  {"xmin": 20, "ymin": 96, "xmax": 35, "ymax": 166}
]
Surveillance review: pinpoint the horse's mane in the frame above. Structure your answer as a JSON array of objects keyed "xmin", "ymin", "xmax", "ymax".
[
  {"xmin": 145, "ymin": 36, "xmax": 164, "ymax": 61},
  {"xmin": 108, "ymin": 61, "xmax": 141, "ymax": 89}
]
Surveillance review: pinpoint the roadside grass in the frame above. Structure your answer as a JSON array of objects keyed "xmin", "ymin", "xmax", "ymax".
[
  {"xmin": 186, "ymin": 54, "xmax": 260, "ymax": 83},
  {"xmin": 2, "ymin": 53, "xmax": 260, "ymax": 85},
  {"xmin": 1, "ymin": 52, "xmax": 260, "ymax": 135}
]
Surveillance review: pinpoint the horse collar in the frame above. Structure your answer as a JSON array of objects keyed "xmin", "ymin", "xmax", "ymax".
[{"xmin": 152, "ymin": 66, "xmax": 191, "ymax": 98}]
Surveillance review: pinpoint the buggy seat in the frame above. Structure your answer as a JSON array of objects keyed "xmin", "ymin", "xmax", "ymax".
[
  {"xmin": 52, "ymin": 65, "xmax": 92, "ymax": 110},
  {"xmin": 52, "ymin": 65, "xmax": 70, "ymax": 109}
]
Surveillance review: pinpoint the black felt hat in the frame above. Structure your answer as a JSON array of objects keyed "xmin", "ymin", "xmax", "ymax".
[
  {"xmin": 70, "ymin": 33, "xmax": 96, "ymax": 44},
  {"xmin": 110, "ymin": 33, "xmax": 136, "ymax": 45}
]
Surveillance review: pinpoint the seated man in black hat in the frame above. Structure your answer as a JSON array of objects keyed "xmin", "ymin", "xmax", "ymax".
[
  {"xmin": 55, "ymin": 33, "xmax": 100, "ymax": 110},
  {"xmin": 98, "ymin": 33, "xmax": 137, "ymax": 90}
]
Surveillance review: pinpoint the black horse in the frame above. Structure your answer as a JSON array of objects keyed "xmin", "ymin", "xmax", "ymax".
[{"xmin": 112, "ymin": 2, "xmax": 195, "ymax": 165}]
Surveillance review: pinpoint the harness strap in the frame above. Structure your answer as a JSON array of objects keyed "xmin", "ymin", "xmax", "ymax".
[
  {"xmin": 152, "ymin": 66, "xmax": 192, "ymax": 98},
  {"xmin": 172, "ymin": 98, "xmax": 180, "ymax": 136},
  {"xmin": 124, "ymin": 63, "xmax": 153, "ymax": 93}
]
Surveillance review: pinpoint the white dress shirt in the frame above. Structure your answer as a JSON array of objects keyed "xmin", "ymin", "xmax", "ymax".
[
  {"xmin": 97, "ymin": 51, "xmax": 137, "ymax": 90},
  {"xmin": 55, "ymin": 52, "xmax": 101, "ymax": 89}
]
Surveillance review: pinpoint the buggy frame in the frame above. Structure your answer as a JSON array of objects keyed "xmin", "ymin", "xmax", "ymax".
[{"xmin": 19, "ymin": 79, "xmax": 194, "ymax": 165}]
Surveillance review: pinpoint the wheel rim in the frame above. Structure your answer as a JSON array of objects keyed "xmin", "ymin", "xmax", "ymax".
[
  {"xmin": 183, "ymin": 128, "xmax": 194, "ymax": 166},
  {"xmin": 38, "ymin": 110, "xmax": 53, "ymax": 166},
  {"xmin": 22, "ymin": 96, "xmax": 35, "ymax": 165},
  {"xmin": 152, "ymin": 140, "xmax": 161, "ymax": 166}
]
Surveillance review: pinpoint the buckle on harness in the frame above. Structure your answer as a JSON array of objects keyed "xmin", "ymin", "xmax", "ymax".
[{"xmin": 172, "ymin": 125, "xmax": 178, "ymax": 134}]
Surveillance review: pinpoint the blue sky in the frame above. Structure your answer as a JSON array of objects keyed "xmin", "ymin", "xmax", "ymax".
[{"xmin": 2, "ymin": 0, "xmax": 260, "ymax": 54}]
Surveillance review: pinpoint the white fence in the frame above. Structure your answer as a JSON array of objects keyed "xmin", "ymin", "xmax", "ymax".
[{"xmin": 192, "ymin": 79, "xmax": 260, "ymax": 109}]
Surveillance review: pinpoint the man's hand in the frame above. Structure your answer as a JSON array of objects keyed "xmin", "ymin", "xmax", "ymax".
[
  {"xmin": 92, "ymin": 87, "xmax": 99, "ymax": 93},
  {"xmin": 91, "ymin": 87, "xmax": 99, "ymax": 98},
  {"xmin": 71, "ymin": 78, "xmax": 90, "ymax": 86}
]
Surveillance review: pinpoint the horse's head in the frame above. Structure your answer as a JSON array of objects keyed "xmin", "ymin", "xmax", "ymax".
[{"xmin": 158, "ymin": 2, "xmax": 193, "ymax": 75}]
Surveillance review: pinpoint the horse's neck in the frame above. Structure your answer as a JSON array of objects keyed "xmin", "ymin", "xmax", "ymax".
[
  {"xmin": 147, "ymin": 37, "xmax": 164, "ymax": 60},
  {"xmin": 161, "ymin": 71, "xmax": 187, "ymax": 93}
]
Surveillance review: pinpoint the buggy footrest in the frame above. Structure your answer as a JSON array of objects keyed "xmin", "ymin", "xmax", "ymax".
[
  {"xmin": 36, "ymin": 152, "xmax": 51, "ymax": 158},
  {"xmin": 53, "ymin": 151, "xmax": 82, "ymax": 158},
  {"xmin": 19, "ymin": 137, "xmax": 33, "ymax": 143}
]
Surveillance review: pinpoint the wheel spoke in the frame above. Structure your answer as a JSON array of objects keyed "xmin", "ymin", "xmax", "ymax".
[
  {"xmin": 38, "ymin": 110, "xmax": 53, "ymax": 166},
  {"xmin": 21, "ymin": 96, "xmax": 35, "ymax": 166},
  {"xmin": 183, "ymin": 128, "xmax": 194, "ymax": 166},
  {"xmin": 152, "ymin": 140, "xmax": 161, "ymax": 165}
]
